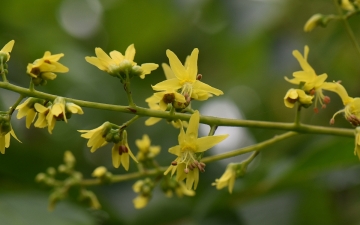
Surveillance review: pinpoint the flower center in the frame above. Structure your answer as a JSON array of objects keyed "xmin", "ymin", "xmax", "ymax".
[{"xmin": 181, "ymin": 82, "xmax": 193, "ymax": 102}]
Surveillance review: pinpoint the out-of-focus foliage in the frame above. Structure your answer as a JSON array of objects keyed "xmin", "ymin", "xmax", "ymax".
[{"xmin": 1, "ymin": 0, "xmax": 360, "ymax": 224}]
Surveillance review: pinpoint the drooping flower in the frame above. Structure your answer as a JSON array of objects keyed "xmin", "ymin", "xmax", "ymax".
[
  {"xmin": 212, "ymin": 163, "xmax": 237, "ymax": 194},
  {"xmin": 111, "ymin": 130, "xmax": 138, "ymax": 170},
  {"xmin": 0, "ymin": 40, "xmax": 15, "ymax": 63},
  {"xmin": 85, "ymin": 44, "xmax": 158, "ymax": 79},
  {"xmin": 164, "ymin": 110, "xmax": 228, "ymax": 190},
  {"xmin": 16, "ymin": 98, "xmax": 45, "ymax": 128},
  {"xmin": 0, "ymin": 112, "xmax": 21, "ymax": 154},
  {"xmin": 78, "ymin": 122, "xmax": 112, "ymax": 152},
  {"xmin": 284, "ymin": 88, "xmax": 313, "ymax": 108},
  {"xmin": 152, "ymin": 48, "xmax": 223, "ymax": 101},
  {"xmin": 327, "ymin": 82, "xmax": 360, "ymax": 126},
  {"xmin": 135, "ymin": 134, "xmax": 160, "ymax": 162},
  {"xmin": 27, "ymin": 51, "xmax": 69, "ymax": 85},
  {"xmin": 34, "ymin": 98, "xmax": 83, "ymax": 134}
]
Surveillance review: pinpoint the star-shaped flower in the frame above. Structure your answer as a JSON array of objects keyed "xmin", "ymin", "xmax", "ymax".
[
  {"xmin": 152, "ymin": 48, "xmax": 223, "ymax": 101},
  {"xmin": 285, "ymin": 46, "xmax": 331, "ymax": 112},
  {"xmin": 164, "ymin": 110, "xmax": 228, "ymax": 190}
]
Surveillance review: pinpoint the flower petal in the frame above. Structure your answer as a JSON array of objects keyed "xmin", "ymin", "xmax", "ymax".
[
  {"xmin": 192, "ymin": 81, "xmax": 223, "ymax": 96},
  {"xmin": 112, "ymin": 145, "xmax": 121, "ymax": 168},
  {"xmin": 169, "ymin": 145, "xmax": 181, "ymax": 156},
  {"xmin": 187, "ymin": 48, "xmax": 199, "ymax": 80},
  {"xmin": 195, "ymin": 134, "xmax": 229, "ymax": 152},
  {"xmin": 152, "ymin": 78, "xmax": 182, "ymax": 91},
  {"xmin": 125, "ymin": 44, "xmax": 135, "ymax": 62},
  {"xmin": 166, "ymin": 49, "xmax": 187, "ymax": 80},
  {"xmin": 186, "ymin": 111, "xmax": 200, "ymax": 139},
  {"xmin": 162, "ymin": 63, "xmax": 175, "ymax": 80},
  {"xmin": 1, "ymin": 40, "xmax": 14, "ymax": 53}
]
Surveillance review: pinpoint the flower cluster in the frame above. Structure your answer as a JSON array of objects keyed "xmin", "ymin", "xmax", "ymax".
[
  {"xmin": 16, "ymin": 97, "xmax": 83, "ymax": 134},
  {"xmin": 79, "ymin": 123, "xmax": 138, "ymax": 170},
  {"xmin": 85, "ymin": 44, "xmax": 158, "ymax": 81}
]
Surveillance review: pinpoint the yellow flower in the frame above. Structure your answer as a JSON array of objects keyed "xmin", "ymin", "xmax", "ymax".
[
  {"xmin": 16, "ymin": 98, "xmax": 44, "ymax": 128},
  {"xmin": 152, "ymin": 48, "xmax": 223, "ymax": 101},
  {"xmin": 78, "ymin": 122, "xmax": 112, "ymax": 152},
  {"xmin": 34, "ymin": 98, "xmax": 83, "ymax": 134},
  {"xmin": 327, "ymin": 82, "xmax": 360, "ymax": 126},
  {"xmin": 132, "ymin": 178, "xmax": 154, "ymax": 209},
  {"xmin": 85, "ymin": 44, "xmax": 158, "ymax": 79},
  {"xmin": 0, "ymin": 40, "xmax": 15, "ymax": 63},
  {"xmin": 284, "ymin": 88, "xmax": 313, "ymax": 108},
  {"xmin": 0, "ymin": 113, "xmax": 21, "ymax": 154},
  {"xmin": 304, "ymin": 14, "xmax": 323, "ymax": 32},
  {"xmin": 27, "ymin": 51, "xmax": 69, "ymax": 84},
  {"xmin": 135, "ymin": 134, "xmax": 160, "ymax": 162},
  {"xmin": 111, "ymin": 130, "xmax": 138, "ymax": 170},
  {"xmin": 212, "ymin": 163, "xmax": 237, "ymax": 194},
  {"xmin": 144, "ymin": 89, "xmax": 186, "ymax": 126},
  {"xmin": 164, "ymin": 110, "xmax": 228, "ymax": 190},
  {"xmin": 285, "ymin": 46, "xmax": 333, "ymax": 112}
]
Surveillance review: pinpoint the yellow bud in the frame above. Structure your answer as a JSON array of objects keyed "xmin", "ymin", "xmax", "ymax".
[{"xmin": 92, "ymin": 166, "xmax": 108, "ymax": 178}]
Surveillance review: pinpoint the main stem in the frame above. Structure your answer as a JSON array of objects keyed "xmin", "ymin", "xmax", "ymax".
[{"xmin": 0, "ymin": 82, "xmax": 354, "ymax": 137}]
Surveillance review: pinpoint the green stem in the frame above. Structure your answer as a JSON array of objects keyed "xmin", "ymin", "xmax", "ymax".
[
  {"xmin": 8, "ymin": 94, "xmax": 25, "ymax": 115},
  {"xmin": 81, "ymin": 132, "xmax": 296, "ymax": 185},
  {"xmin": 123, "ymin": 71, "xmax": 135, "ymax": 107},
  {"xmin": 294, "ymin": 104, "xmax": 301, "ymax": 126},
  {"xmin": 0, "ymin": 82, "xmax": 355, "ymax": 137},
  {"xmin": 208, "ymin": 125, "xmax": 218, "ymax": 136},
  {"xmin": 242, "ymin": 150, "xmax": 259, "ymax": 167},
  {"xmin": 202, "ymin": 131, "xmax": 297, "ymax": 163},
  {"xmin": 0, "ymin": 57, "xmax": 7, "ymax": 82},
  {"xmin": 334, "ymin": 0, "xmax": 360, "ymax": 59},
  {"xmin": 120, "ymin": 115, "xmax": 140, "ymax": 130},
  {"xmin": 29, "ymin": 80, "xmax": 35, "ymax": 92}
]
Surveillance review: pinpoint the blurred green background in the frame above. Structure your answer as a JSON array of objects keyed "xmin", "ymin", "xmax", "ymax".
[{"xmin": 1, "ymin": 0, "xmax": 360, "ymax": 224}]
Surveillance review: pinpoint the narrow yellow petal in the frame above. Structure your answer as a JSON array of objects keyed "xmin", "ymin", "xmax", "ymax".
[
  {"xmin": 162, "ymin": 63, "xmax": 175, "ymax": 80},
  {"xmin": 187, "ymin": 48, "xmax": 199, "ymax": 80},
  {"xmin": 145, "ymin": 117, "xmax": 162, "ymax": 126},
  {"xmin": 166, "ymin": 49, "xmax": 187, "ymax": 80},
  {"xmin": 192, "ymin": 81, "xmax": 223, "ymax": 96},
  {"xmin": 186, "ymin": 111, "xmax": 200, "ymax": 139},
  {"xmin": 1, "ymin": 40, "xmax": 15, "ymax": 53},
  {"xmin": 0, "ymin": 136, "xmax": 5, "ymax": 154},
  {"xmin": 112, "ymin": 145, "xmax": 121, "ymax": 168},
  {"xmin": 151, "ymin": 78, "xmax": 182, "ymax": 91},
  {"xmin": 121, "ymin": 153, "xmax": 130, "ymax": 171},
  {"xmin": 195, "ymin": 134, "xmax": 229, "ymax": 152},
  {"xmin": 125, "ymin": 44, "xmax": 135, "ymax": 62}
]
